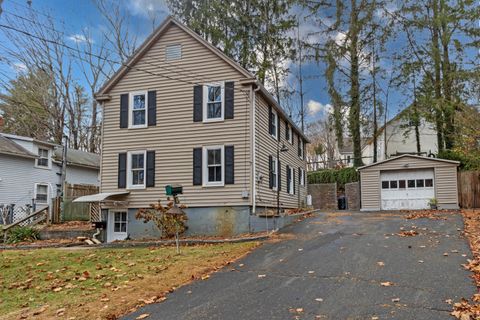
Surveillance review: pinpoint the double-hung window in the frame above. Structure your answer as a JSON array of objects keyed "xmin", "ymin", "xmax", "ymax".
[
  {"xmin": 271, "ymin": 109, "xmax": 278, "ymax": 140},
  {"xmin": 35, "ymin": 184, "xmax": 48, "ymax": 203},
  {"xmin": 270, "ymin": 156, "xmax": 278, "ymax": 190},
  {"xmin": 299, "ymin": 139, "xmax": 304, "ymax": 159},
  {"xmin": 203, "ymin": 146, "xmax": 224, "ymax": 186},
  {"xmin": 300, "ymin": 168, "xmax": 305, "ymax": 186},
  {"xmin": 286, "ymin": 125, "xmax": 292, "ymax": 144},
  {"xmin": 127, "ymin": 151, "xmax": 146, "ymax": 189},
  {"xmin": 203, "ymin": 84, "xmax": 224, "ymax": 122},
  {"xmin": 288, "ymin": 166, "xmax": 294, "ymax": 195},
  {"xmin": 129, "ymin": 92, "xmax": 147, "ymax": 128},
  {"xmin": 36, "ymin": 148, "xmax": 50, "ymax": 168}
]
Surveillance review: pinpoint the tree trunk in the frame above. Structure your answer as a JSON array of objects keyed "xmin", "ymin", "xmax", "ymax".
[{"xmin": 432, "ymin": 0, "xmax": 444, "ymax": 152}]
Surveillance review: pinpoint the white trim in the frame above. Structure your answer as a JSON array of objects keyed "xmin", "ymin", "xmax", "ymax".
[
  {"xmin": 357, "ymin": 154, "xmax": 460, "ymax": 171},
  {"xmin": 128, "ymin": 91, "xmax": 148, "ymax": 129},
  {"xmin": 34, "ymin": 147, "xmax": 52, "ymax": 169},
  {"xmin": 203, "ymin": 83, "xmax": 225, "ymax": 123},
  {"xmin": 271, "ymin": 109, "xmax": 278, "ymax": 140},
  {"xmin": 287, "ymin": 125, "xmax": 293, "ymax": 144},
  {"xmin": 202, "ymin": 145, "xmax": 225, "ymax": 187},
  {"xmin": 271, "ymin": 156, "xmax": 278, "ymax": 191},
  {"xmin": 34, "ymin": 183, "xmax": 49, "ymax": 204},
  {"xmin": 287, "ymin": 166, "xmax": 294, "ymax": 195},
  {"xmin": 127, "ymin": 150, "xmax": 147, "ymax": 189},
  {"xmin": 300, "ymin": 168, "xmax": 305, "ymax": 186},
  {"xmin": 299, "ymin": 139, "xmax": 304, "ymax": 160}
]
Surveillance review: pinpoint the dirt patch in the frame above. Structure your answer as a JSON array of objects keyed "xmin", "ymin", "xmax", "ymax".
[{"xmin": 42, "ymin": 221, "xmax": 94, "ymax": 231}]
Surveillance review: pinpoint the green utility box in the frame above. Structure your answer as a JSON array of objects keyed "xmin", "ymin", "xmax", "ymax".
[{"xmin": 165, "ymin": 185, "xmax": 183, "ymax": 196}]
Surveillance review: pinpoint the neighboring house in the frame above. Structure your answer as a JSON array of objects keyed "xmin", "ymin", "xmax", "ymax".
[
  {"xmin": 0, "ymin": 133, "xmax": 100, "ymax": 222},
  {"xmin": 358, "ymin": 154, "xmax": 459, "ymax": 211},
  {"xmin": 81, "ymin": 17, "xmax": 309, "ymax": 241},
  {"xmin": 338, "ymin": 138, "xmax": 370, "ymax": 168}
]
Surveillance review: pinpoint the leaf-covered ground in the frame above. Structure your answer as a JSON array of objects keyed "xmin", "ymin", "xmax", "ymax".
[{"xmin": 0, "ymin": 242, "xmax": 259, "ymax": 320}]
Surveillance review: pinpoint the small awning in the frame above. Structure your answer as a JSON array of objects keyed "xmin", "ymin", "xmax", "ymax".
[{"xmin": 73, "ymin": 192, "xmax": 130, "ymax": 203}]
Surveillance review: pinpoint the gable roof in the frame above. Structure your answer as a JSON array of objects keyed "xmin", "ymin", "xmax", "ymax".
[
  {"xmin": 0, "ymin": 135, "xmax": 37, "ymax": 159},
  {"xmin": 53, "ymin": 147, "xmax": 100, "ymax": 169},
  {"xmin": 357, "ymin": 154, "xmax": 460, "ymax": 171},
  {"xmin": 95, "ymin": 16, "xmax": 309, "ymax": 143}
]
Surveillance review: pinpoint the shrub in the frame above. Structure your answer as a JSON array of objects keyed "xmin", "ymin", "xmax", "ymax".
[
  {"xmin": 6, "ymin": 226, "xmax": 40, "ymax": 244},
  {"xmin": 308, "ymin": 167, "xmax": 359, "ymax": 188},
  {"xmin": 135, "ymin": 200, "xmax": 188, "ymax": 238},
  {"xmin": 437, "ymin": 150, "xmax": 480, "ymax": 171}
]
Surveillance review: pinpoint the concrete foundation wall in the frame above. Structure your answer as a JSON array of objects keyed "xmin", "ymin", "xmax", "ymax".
[
  {"xmin": 345, "ymin": 182, "xmax": 360, "ymax": 210},
  {"xmin": 101, "ymin": 206, "xmax": 305, "ymax": 241},
  {"xmin": 308, "ymin": 183, "xmax": 337, "ymax": 210}
]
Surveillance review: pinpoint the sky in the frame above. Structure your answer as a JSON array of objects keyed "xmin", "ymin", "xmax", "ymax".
[{"xmin": 0, "ymin": 0, "xmax": 415, "ymax": 128}]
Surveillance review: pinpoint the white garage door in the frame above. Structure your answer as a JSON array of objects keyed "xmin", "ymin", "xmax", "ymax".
[{"xmin": 380, "ymin": 169, "xmax": 435, "ymax": 210}]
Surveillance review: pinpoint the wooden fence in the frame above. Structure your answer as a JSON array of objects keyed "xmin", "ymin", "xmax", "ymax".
[
  {"xmin": 458, "ymin": 171, "xmax": 480, "ymax": 209},
  {"xmin": 51, "ymin": 183, "xmax": 99, "ymax": 222}
]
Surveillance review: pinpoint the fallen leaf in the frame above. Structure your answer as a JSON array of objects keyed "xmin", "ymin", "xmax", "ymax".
[
  {"xmin": 380, "ymin": 282, "xmax": 394, "ymax": 287},
  {"xmin": 377, "ymin": 261, "xmax": 385, "ymax": 267},
  {"xmin": 392, "ymin": 298, "xmax": 400, "ymax": 303},
  {"xmin": 258, "ymin": 274, "xmax": 266, "ymax": 278},
  {"xmin": 136, "ymin": 314, "xmax": 150, "ymax": 320},
  {"xmin": 315, "ymin": 298, "xmax": 323, "ymax": 302}
]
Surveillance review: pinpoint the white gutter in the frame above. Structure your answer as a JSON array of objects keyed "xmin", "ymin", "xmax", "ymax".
[{"xmin": 251, "ymin": 84, "xmax": 261, "ymax": 214}]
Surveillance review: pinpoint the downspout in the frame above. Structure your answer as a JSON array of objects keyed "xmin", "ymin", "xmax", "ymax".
[{"xmin": 252, "ymin": 84, "xmax": 261, "ymax": 214}]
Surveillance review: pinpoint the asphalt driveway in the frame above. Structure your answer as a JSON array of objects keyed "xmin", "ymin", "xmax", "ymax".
[{"xmin": 124, "ymin": 211, "xmax": 476, "ymax": 320}]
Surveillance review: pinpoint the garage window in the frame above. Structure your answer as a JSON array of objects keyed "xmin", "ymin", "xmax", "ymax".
[
  {"xmin": 416, "ymin": 179, "xmax": 424, "ymax": 188},
  {"xmin": 408, "ymin": 180, "xmax": 415, "ymax": 188},
  {"xmin": 425, "ymin": 179, "xmax": 433, "ymax": 187},
  {"xmin": 382, "ymin": 181, "xmax": 389, "ymax": 189},
  {"xmin": 399, "ymin": 180, "xmax": 406, "ymax": 189},
  {"xmin": 390, "ymin": 181, "xmax": 398, "ymax": 189}
]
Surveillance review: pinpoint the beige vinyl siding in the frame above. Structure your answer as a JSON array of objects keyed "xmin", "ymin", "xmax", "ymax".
[
  {"xmin": 255, "ymin": 95, "xmax": 307, "ymax": 209},
  {"xmin": 360, "ymin": 170, "xmax": 380, "ymax": 210},
  {"xmin": 101, "ymin": 23, "xmax": 251, "ymax": 208},
  {"xmin": 435, "ymin": 166, "xmax": 459, "ymax": 206}
]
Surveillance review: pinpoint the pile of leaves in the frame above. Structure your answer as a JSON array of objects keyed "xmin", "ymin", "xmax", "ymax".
[
  {"xmin": 402, "ymin": 209, "xmax": 455, "ymax": 220},
  {"xmin": 135, "ymin": 200, "xmax": 188, "ymax": 238},
  {"xmin": 451, "ymin": 209, "xmax": 480, "ymax": 319},
  {"xmin": 5, "ymin": 226, "xmax": 40, "ymax": 244},
  {"xmin": 397, "ymin": 230, "xmax": 419, "ymax": 237}
]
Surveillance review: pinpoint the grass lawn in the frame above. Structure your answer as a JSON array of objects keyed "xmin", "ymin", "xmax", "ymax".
[{"xmin": 0, "ymin": 242, "xmax": 259, "ymax": 319}]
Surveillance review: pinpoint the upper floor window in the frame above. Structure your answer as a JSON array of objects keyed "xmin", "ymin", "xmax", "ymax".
[
  {"xmin": 271, "ymin": 109, "xmax": 278, "ymax": 140},
  {"xmin": 36, "ymin": 148, "xmax": 49, "ymax": 168},
  {"xmin": 203, "ymin": 84, "xmax": 224, "ymax": 122},
  {"xmin": 286, "ymin": 124, "xmax": 292, "ymax": 144},
  {"xmin": 166, "ymin": 44, "xmax": 182, "ymax": 61},
  {"xmin": 127, "ymin": 151, "xmax": 146, "ymax": 189},
  {"xmin": 300, "ymin": 168, "xmax": 305, "ymax": 186},
  {"xmin": 129, "ymin": 92, "xmax": 147, "ymax": 128},
  {"xmin": 203, "ymin": 145, "xmax": 224, "ymax": 186},
  {"xmin": 299, "ymin": 139, "xmax": 304, "ymax": 159}
]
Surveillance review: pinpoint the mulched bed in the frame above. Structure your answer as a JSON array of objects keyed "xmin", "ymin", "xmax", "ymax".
[{"xmin": 41, "ymin": 221, "xmax": 94, "ymax": 231}]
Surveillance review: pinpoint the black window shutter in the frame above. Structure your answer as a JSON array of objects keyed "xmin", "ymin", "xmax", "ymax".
[
  {"xmin": 268, "ymin": 155, "xmax": 273, "ymax": 189},
  {"xmin": 298, "ymin": 167, "xmax": 301, "ymax": 184},
  {"xmin": 278, "ymin": 160, "xmax": 281, "ymax": 191},
  {"xmin": 146, "ymin": 151, "xmax": 155, "ymax": 187},
  {"xmin": 118, "ymin": 153, "xmax": 127, "ymax": 188},
  {"xmin": 193, "ymin": 148, "xmax": 202, "ymax": 185},
  {"xmin": 193, "ymin": 85, "xmax": 203, "ymax": 122},
  {"xmin": 277, "ymin": 115, "xmax": 281, "ymax": 139},
  {"xmin": 224, "ymin": 82, "xmax": 234, "ymax": 119},
  {"xmin": 293, "ymin": 168, "xmax": 296, "ymax": 194},
  {"xmin": 148, "ymin": 91, "xmax": 156, "ymax": 126},
  {"xmin": 287, "ymin": 165, "xmax": 291, "ymax": 194},
  {"xmin": 285, "ymin": 121, "xmax": 289, "ymax": 140},
  {"xmin": 268, "ymin": 106, "xmax": 273, "ymax": 135},
  {"xmin": 225, "ymin": 145, "xmax": 234, "ymax": 184},
  {"xmin": 120, "ymin": 94, "xmax": 128, "ymax": 128},
  {"xmin": 298, "ymin": 135, "xmax": 301, "ymax": 157}
]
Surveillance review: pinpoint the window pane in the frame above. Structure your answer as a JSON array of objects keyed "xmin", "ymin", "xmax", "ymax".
[
  {"xmin": 408, "ymin": 180, "xmax": 415, "ymax": 188},
  {"xmin": 215, "ymin": 166, "xmax": 222, "ymax": 181},
  {"xmin": 399, "ymin": 180, "xmax": 406, "ymax": 188},
  {"xmin": 208, "ymin": 86, "xmax": 221, "ymax": 102},
  {"xmin": 37, "ymin": 158, "xmax": 48, "ymax": 167},
  {"xmin": 133, "ymin": 170, "xmax": 144, "ymax": 185},
  {"xmin": 381, "ymin": 181, "xmax": 389, "ymax": 189},
  {"xmin": 390, "ymin": 180, "xmax": 398, "ymax": 188},
  {"xmin": 132, "ymin": 154, "xmax": 144, "ymax": 169},
  {"xmin": 121, "ymin": 223, "xmax": 127, "ymax": 232},
  {"xmin": 208, "ymin": 149, "xmax": 221, "ymax": 165},
  {"xmin": 416, "ymin": 179, "xmax": 424, "ymax": 188},
  {"xmin": 114, "ymin": 222, "xmax": 121, "ymax": 232},
  {"xmin": 133, "ymin": 94, "xmax": 145, "ymax": 110},
  {"xmin": 207, "ymin": 102, "xmax": 221, "ymax": 119},
  {"xmin": 133, "ymin": 110, "xmax": 145, "ymax": 125},
  {"xmin": 425, "ymin": 179, "xmax": 433, "ymax": 187}
]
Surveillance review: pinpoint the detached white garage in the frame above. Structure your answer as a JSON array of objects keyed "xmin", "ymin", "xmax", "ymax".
[{"xmin": 358, "ymin": 155, "xmax": 460, "ymax": 211}]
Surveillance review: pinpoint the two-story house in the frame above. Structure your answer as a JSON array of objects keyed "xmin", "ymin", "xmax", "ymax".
[
  {"xmin": 84, "ymin": 17, "xmax": 308, "ymax": 241},
  {"xmin": 0, "ymin": 133, "xmax": 100, "ymax": 223}
]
